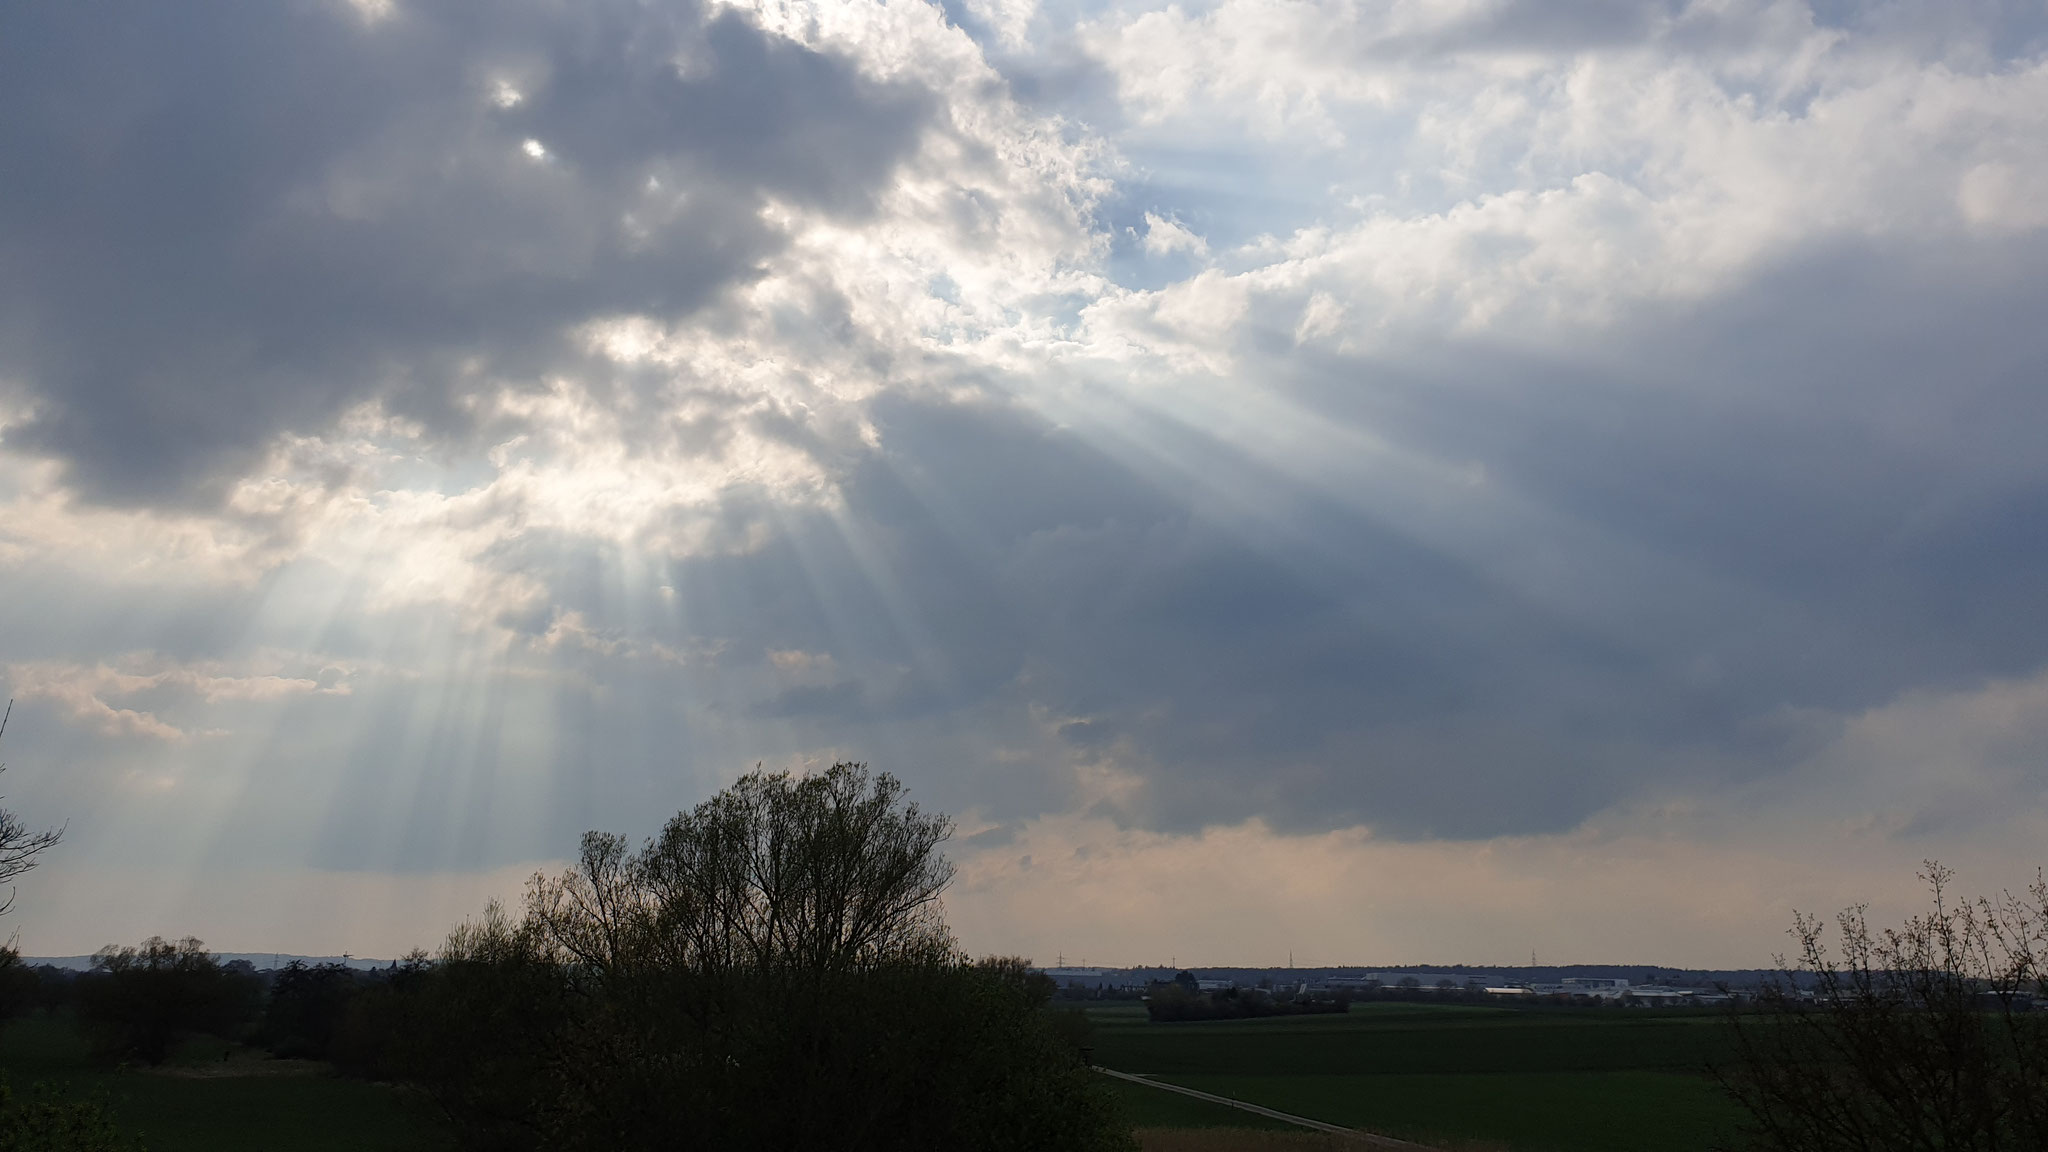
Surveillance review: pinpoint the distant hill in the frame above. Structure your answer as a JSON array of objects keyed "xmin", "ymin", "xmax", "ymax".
[{"xmin": 23, "ymin": 953, "xmax": 394, "ymax": 972}]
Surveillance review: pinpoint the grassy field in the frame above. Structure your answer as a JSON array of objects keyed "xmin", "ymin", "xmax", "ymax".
[
  {"xmin": 0, "ymin": 1000, "xmax": 1748, "ymax": 1150},
  {"xmin": 1104, "ymin": 1075, "xmax": 1295, "ymax": 1130},
  {"xmin": 1085, "ymin": 1001, "xmax": 1747, "ymax": 1152},
  {"xmin": 0, "ymin": 1011, "xmax": 453, "ymax": 1152}
]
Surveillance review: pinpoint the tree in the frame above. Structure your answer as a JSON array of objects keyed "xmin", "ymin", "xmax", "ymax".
[
  {"xmin": 255, "ymin": 961, "xmax": 362, "ymax": 1059},
  {"xmin": 0, "ymin": 703, "xmax": 63, "ymax": 918},
  {"xmin": 0, "ymin": 706, "xmax": 132, "ymax": 1152},
  {"xmin": 377, "ymin": 762, "xmax": 1132, "ymax": 1152},
  {"xmin": 1715, "ymin": 862, "xmax": 2048, "ymax": 1151},
  {"xmin": 76, "ymin": 938, "xmax": 261, "ymax": 1065},
  {"xmin": 526, "ymin": 761, "xmax": 957, "ymax": 979}
]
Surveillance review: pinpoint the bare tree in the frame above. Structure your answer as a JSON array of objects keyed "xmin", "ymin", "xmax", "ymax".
[
  {"xmin": 526, "ymin": 761, "xmax": 956, "ymax": 979},
  {"xmin": 408, "ymin": 762, "xmax": 1128, "ymax": 1152},
  {"xmin": 0, "ymin": 701, "xmax": 63, "ymax": 916},
  {"xmin": 1715, "ymin": 862, "xmax": 2048, "ymax": 1151}
]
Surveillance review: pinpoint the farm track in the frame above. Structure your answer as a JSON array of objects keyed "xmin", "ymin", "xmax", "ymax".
[{"xmin": 1097, "ymin": 1066, "xmax": 1435, "ymax": 1149}]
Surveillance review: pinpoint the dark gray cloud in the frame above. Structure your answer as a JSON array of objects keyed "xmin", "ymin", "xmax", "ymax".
[
  {"xmin": 6, "ymin": 0, "xmax": 2046, "ymax": 891},
  {"xmin": 13, "ymin": 227, "xmax": 2048, "ymax": 861},
  {"xmin": 441, "ymin": 231, "xmax": 2048, "ymax": 842},
  {"xmin": 0, "ymin": 0, "xmax": 931, "ymax": 505}
]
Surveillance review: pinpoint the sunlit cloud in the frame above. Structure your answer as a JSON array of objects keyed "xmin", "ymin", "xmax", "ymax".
[{"xmin": 1, "ymin": 0, "xmax": 2044, "ymax": 964}]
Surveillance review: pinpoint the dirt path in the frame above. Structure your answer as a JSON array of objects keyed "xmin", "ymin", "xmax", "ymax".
[{"xmin": 1095, "ymin": 1067, "xmax": 1435, "ymax": 1150}]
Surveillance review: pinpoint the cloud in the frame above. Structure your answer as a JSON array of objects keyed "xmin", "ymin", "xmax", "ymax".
[
  {"xmin": 1139, "ymin": 212, "xmax": 1209, "ymax": 258},
  {"xmin": 944, "ymin": 797, "xmax": 2048, "ymax": 969},
  {"xmin": 942, "ymin": 661, "xmax": 2048, "ymax": 968},
  {"xmin": 2, "ymin": 0, "xmax": 2047, "ymax": 965},
  {"xmin": 4, "ymin": 655, "xmax": 349, "ymax": 742},
  {"xmin": 0, "ymin": 0, "xmax": 934, "ymax": 506},
  {"xmin": 15, "ymin": 859, "xmax": 556, "ymax": 959}
]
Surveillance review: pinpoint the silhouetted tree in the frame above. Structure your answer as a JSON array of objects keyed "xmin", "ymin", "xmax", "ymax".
[
  {"xmin": 0, "ymin": 704, "xmax": 66, "ymax": 1032},
  {"xmin": 1715, "ymin": 862, "xmax": 2048, "ymax": 1151},
  {"xmin": 255, "ymin": 961, "xmax": 362, "ymax": 1059},
  {"xmin": 0, "ymin": 704, "xmax": 62, "ymax": 920},
  {"xmin": 76, "ymin": 938, "xmax": 260, "ymax": 1065},
  {"xmin": 0, "ymin": 706, "xmax": 132, "ymax": 1150},
  {"xmin": 0, "ymin": 954, "xmax": 39, "ymax": 1026},
  {"xmin": 375, "ymin": 763, "xmax": 1132, "ymax": 1152}
]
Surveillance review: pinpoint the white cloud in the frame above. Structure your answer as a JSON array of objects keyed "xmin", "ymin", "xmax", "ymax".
[
  {"xmin": 1140, "ymin": 212, "xmax": 1210, "ymax": 258},
  {"xmin": 3, "ymin": 656, "xmax": 346, "ymax": 742},
  {"xmin": 1077, "ymin": 0, "xmax": 2048, "ymax": 344}
]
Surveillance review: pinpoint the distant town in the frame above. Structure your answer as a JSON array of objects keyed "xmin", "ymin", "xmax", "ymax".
[
  {"xmin": 28, "ymin": 954, "xmax": 1783, "ymax": 1003},
  {"xmin": 1037, "ymin": 964, "xmax": 1780, "ymax": 1005}
]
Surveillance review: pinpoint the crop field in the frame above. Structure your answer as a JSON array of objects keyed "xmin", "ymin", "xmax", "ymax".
[
  {"xmin": 1, "ymin": 1000, "xmax": 1747, "ymax": 1151},
  {"xmin": 1105, "ymin": 1075, "xmax": 1296, "ymax": 1131},
  {"xmin": 0, "ymin": 1011, "xmax": 452, "ymax": 1152},
  {"xmin": 1086, "ymin": 1001, "xmax": 1748, "ymax": 1152}
]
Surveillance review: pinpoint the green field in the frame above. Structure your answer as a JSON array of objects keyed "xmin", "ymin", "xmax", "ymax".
[
  {"xmin": 1103, "ymin": 1076, "xmax": 1295, "ymax": 1131},
  {"xmin": 0, "ymin": 1000, "xmax": 1749, "ymax": 1150},
  {"xmin": 0, "ymin": 1011, "xmax": 453, "ymax": 1152},
  {"xmin": 1086, "ymin": 1001, "xmax": 1747, "ymax": 1151}
]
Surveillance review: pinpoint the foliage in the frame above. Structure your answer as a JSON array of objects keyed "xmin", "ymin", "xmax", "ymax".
[
  {"xmin": 254, "ymin": 962, "xmax": 362, "ymax": 1060},
  {"xmin": 0, "ymin": 1076, "xmax": 138, "ymax": 1152},
  {"xmin": 361, "ymin": 762, "xmax": 1132, "ymax": 1152},
  {"xmin": 1715, "ymin": 862, "xmax": 2048, "ymax": 1151},
  {"xmin": 75, "ymin": 939, "xmax": 261, "ymax": 1065},
  {"xmin": 0, "ymin": 953, "xmax": 40, "ymax": 1028}
]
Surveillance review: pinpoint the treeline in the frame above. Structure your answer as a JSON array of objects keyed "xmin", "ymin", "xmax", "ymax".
[
  {"xmin": 23, "ymin": 765, "xmax": 1131, "ymax": 1152},
  {"xmin": 6, "ymin": 945, "xmax": 394, "ymax": 1070},
  {"xmin": 1143, "ymin": 977, "xmax": 1349, "ymax": 1022}
]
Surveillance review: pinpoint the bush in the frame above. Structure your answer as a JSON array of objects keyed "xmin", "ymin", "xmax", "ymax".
[
  {"xmin": 1715, "ymin": 862, "xmax": 2048, "ymax": 1151},
  {"xmin": 0, "ymin": 1076, "xmax": 139, "ymax": 1152}
]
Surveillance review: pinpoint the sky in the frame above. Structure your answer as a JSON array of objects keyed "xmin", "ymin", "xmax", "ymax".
[{"xmin": 2, "ymin": 0, "xmax": 2046, "ymax": 968}]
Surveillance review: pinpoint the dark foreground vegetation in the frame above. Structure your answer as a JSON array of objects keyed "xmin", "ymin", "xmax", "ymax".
[
  {"xmin": 377, "ymin": 763, "xmax": 1127, "ymax": 1151},
  {"xmin": 0, "ymin": 711, "xmax": 2044, "ymax": 1152},
  {"xmin": 1715, "ymin": 863, "xmax": 2048, "ymax": 1151},
  {"xmin": 3, "ymin": 764, "xmax": 1129, "ymax": 1152}
]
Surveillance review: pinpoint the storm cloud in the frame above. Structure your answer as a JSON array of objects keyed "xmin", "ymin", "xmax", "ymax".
[
  {"xmin": 0, "ymin": 0, "xmax": 930, "ymax": 504},
  {"xmin": 3, "ymin": 0, "xmax": 2046, "ymax": 964}
]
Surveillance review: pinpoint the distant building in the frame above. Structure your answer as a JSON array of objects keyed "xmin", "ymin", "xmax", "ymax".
[{"xmin": 1529, "ymin": 978, "xmax": 1631, "ymax": 1000}]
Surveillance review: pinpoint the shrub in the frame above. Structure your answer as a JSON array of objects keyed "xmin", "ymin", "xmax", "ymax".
[
  {"xmin": 0, "ymin": 1076, "xmax": 139, "ymax": 1152},
  {"xmin": 1716, "ymin": 863, "xmax": 2048, "ymax": 1151}
]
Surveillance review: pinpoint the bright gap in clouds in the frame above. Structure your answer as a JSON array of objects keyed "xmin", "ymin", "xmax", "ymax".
[{"xmin": 1, "ymin": 0, "xmax": 2047, "ymax": 965}]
